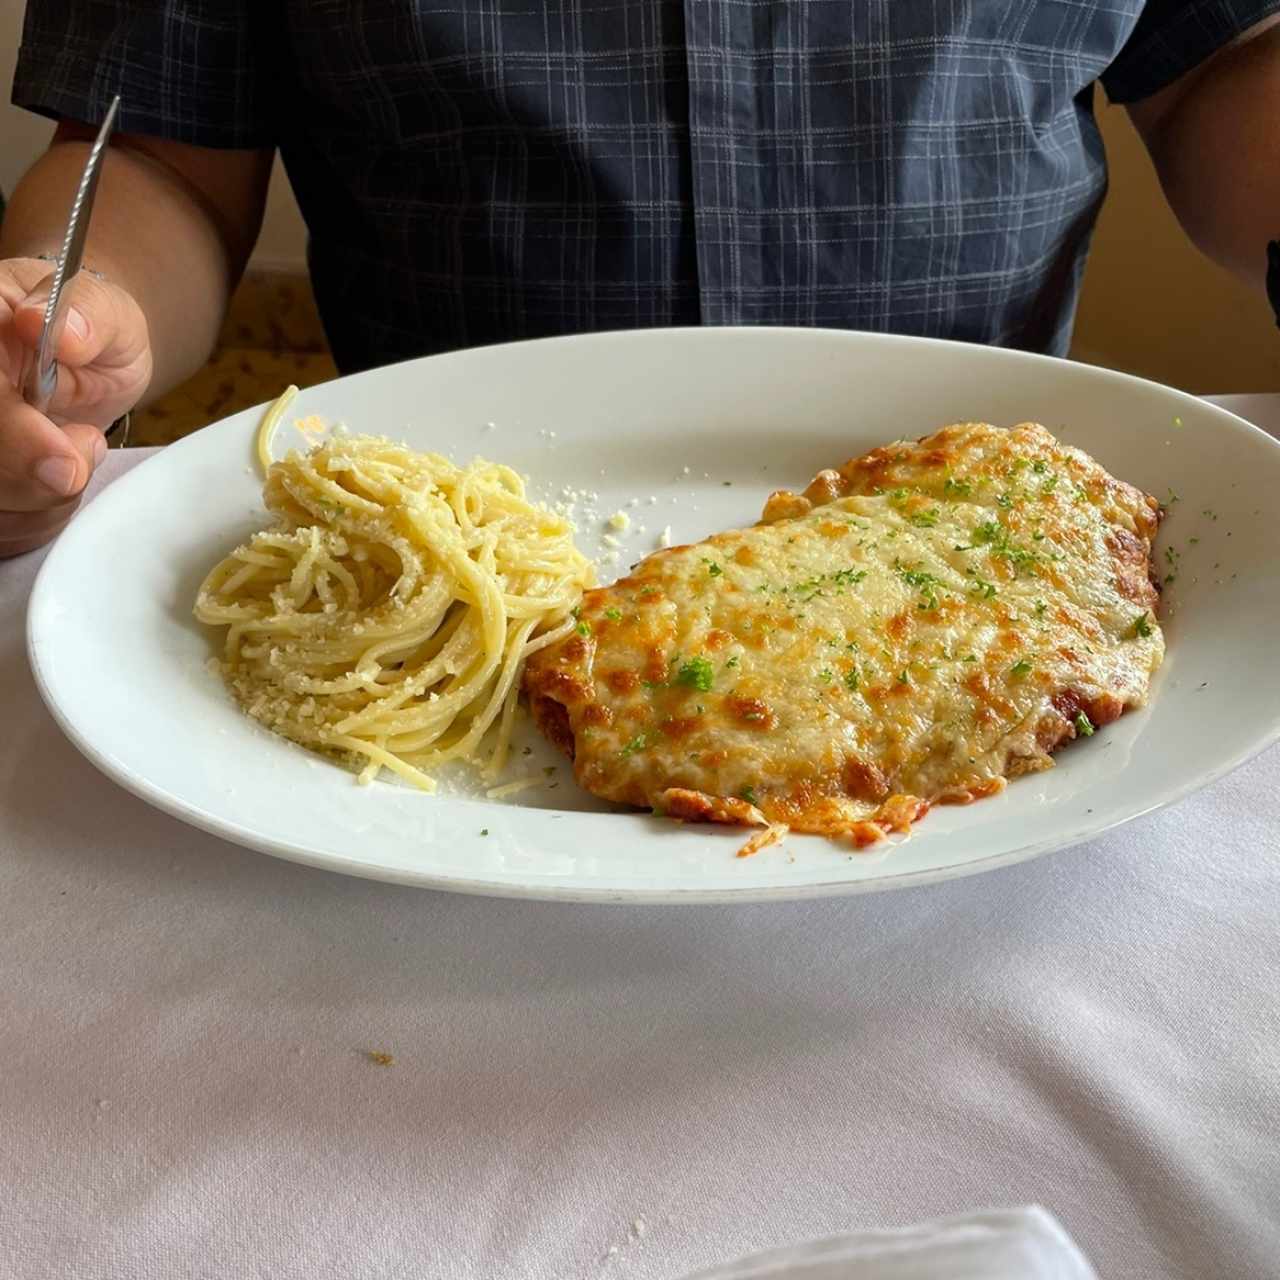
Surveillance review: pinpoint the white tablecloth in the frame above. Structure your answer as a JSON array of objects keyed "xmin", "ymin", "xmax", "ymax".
[{"xmin": 3, "ymin": 395, "xmax": 1278, "ymax": 1280}]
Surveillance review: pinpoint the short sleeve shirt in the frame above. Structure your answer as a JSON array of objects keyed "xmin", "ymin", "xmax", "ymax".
[{"xmin": 14, "ymin": 0, "xmax": 1280, "ymax": 374}]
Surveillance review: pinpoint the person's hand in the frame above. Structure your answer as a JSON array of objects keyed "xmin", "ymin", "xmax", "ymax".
[{"xmin": 0, "ymin": 256, "xmax": 151, "ymax": 557}]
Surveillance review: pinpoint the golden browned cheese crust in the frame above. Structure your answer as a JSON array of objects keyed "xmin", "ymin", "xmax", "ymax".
[{"xmin": 525, "ymin": 422, "xmax": 1164, "ymax": 846}]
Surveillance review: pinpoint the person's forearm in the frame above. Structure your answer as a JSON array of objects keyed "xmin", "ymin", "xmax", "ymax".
[
  {"xmin": 0, "ymin": 135, "xmax": 266, "ymax": 404},
  {"xmin": 1131, "ymin": 22, "xmax": 1280, "ymax": 294}
]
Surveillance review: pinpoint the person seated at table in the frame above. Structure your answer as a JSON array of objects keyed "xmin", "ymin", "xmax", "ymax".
[{"xmin": 1, "ymin": 1, "xmax": 1278, "ymax": 558}]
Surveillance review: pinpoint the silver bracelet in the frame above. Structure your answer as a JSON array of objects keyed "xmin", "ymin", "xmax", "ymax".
[
  {"xmin": 34, "ymin": 250, "xmax": 107, "ymax": 281},
  {"xmin": 104, "ymin": 411, "xmax": 131, "ymax": 447}
]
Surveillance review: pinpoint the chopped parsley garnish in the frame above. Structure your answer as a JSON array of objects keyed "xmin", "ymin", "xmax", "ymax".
[
  {"xmin": 725, "ymin": 655, "xmax": 740, "ymax": 669},
  {"xmin": 943, "ymin": 476, "xmax": 973, "ymax": 498},
  {"xmin": 970, "ymin": 577, "xmax": 998, "ymax": 600},
  {"xmin": 971, "ymin": 519, "xmax": 1038, "ymax": 574},
  {"xmin": 889, "ymin": 487, "xmax": 911, "ymax": 503},
  {"xmin": 844, "ymin": 668, "xmax": 861, "ymax": 692},
  {"xmin": 1034, "ymin": 599, "xmax": 1047, "ymax": 618},
  {"xmin": 1041, "ymin": 474, "xmax": 1059, "ymax": 494},
  {"xmin": 1132, "ymin": 613, "xmax": 1153, "ymax": 639},
  {"xmin": 675, "ymin": 656, "xmax": 715, "ymax": 692},
  {"xmin": 996, "ymin": 493, "xmax": 1014, "ymax": 510},
  {"xmin": 897, "ymin": 566, "xmax": 943, "ymax": 610},
  {"xmin": 604, "ymin": 607, "xmax": 622, "ymax": 621},
  {"xmin": 621, "ymin": 734, "xmax": 648, "ymax": 756},
  {"xmin": 703, "ymin": 559, "xmax": 724, "ymax": 577},
  {"xmin": 1002, "ymin": 546, "xmax": 1038, "ymax": 572},
  {"xmin": 908, "ymin": 508, "xmax": 941, "ymax": 527},
  {"xmin": 898, "ymin": 670, "xmax": 910, "ymax": 685},
  {"xmin": 1075, "ymin": 712, "xmax": 1095, "ymax": 737},
  {"xmin": 740, "ymin": 786, "xmax": 758, "ymax": 805},
  {"xmin": 819, "ymin": 668, "xmax": 833, "ymax": 683},
  {"xmin": 1032, "ymin": 460, "xmax": 1048, "ymax": 474},
  {"xmin": 1010, "ymin": 659, "xmax": 1033, "ymax": 678},
  {"xmin": 771, "ymin": 567, "xmax": 866, "ymax": 600}
]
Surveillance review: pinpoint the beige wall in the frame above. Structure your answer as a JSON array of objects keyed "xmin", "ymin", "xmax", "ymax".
[
  {"xmin": 1071, "ymin": 101, "xmax": 1280, "ymax": 393},
  {"xmin": 0, "ymin": 0, "xmax": 55, "ymax": 200},
  {"xmin": 2, "ymin": 0, "xmax": 1275, "ymax": 390}
]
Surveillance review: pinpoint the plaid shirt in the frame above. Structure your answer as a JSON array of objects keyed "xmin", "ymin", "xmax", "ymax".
[{"xmin": 14, "ymin": 1, "xmax": 1280, "ymax": 374}]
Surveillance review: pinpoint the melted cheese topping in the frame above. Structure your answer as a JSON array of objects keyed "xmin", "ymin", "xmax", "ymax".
[{"xmin": 525, "ymin": 423, "xmax": 1164, "ymax": 845}]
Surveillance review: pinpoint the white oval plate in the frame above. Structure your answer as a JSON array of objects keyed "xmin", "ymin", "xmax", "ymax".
[{"xmin": 27, "ymin": 329, "xmax": 1280, "ymax": 902}]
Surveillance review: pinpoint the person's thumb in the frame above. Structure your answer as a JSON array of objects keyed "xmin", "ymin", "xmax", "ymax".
[{"xmin": 13, "ymin": 270, "xmax": 149, "ymax": 373}]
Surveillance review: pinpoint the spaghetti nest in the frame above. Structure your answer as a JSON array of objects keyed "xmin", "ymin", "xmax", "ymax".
[{"xmin": 194, "ymin": 399, "xmax": 594, "ymax": 791}]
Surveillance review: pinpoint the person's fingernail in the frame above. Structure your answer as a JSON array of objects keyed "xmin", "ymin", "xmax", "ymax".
[
  {"xmin": 66, "ymin": 307, "xmax": 90, "ymax": 340},
  {"xmin": 33, "ymin": 456, "xmax": 79, "ymax": 497},
  {"xmin": 92, "ymin": 434, "xmax": 108, "ymax": 467}
]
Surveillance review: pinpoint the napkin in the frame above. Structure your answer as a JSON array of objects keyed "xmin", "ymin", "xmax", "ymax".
[{"xmin": 678, "ymin": 1207, "xmax": 1097, "ymax": 1279}]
